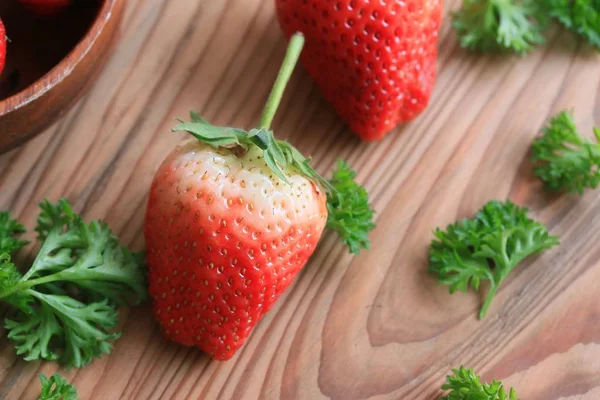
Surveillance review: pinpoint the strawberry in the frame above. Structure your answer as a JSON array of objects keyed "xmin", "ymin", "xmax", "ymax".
[
  {"xmin": 0, "ymin": 19, "xmax": 5, "ymax": 77},
  {"xmin": 145, "ymin": 34, "xmax": 375, "ymax": 360},
  {"xmin": 20, "ymin": 0, "xmax": 72, "ymax": 16},
  {"xmin": 275, "ymin": 0, "xmax": 443, "ymax": 141}
]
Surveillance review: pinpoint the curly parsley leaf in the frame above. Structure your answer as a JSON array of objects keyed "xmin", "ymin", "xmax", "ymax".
[
  {"xmin": 6, "ymin": 302, "xmax": 62, "ymax": 363},
  {"xmin": 0, "ymin": 199, "xmax": 146, "ymax": 368},
  {"xmin": 429, "ymin": 200, "xmax": 559, "ymax": 318},
  {"xmin": 7, "ymin": 293, "xmax": 121, "ymax": 367},
  {"xmin": 532, "ymin": 110, "xmax": 600, "ymax": 194},
  {"xmin": 326, "ymin": 161, "xmax": 376, "ymax": 254},
  {"xmin": 0, "ymin": 254, "xmax": 33, "ymax": 313},
  {"xmin": 440, "ymin": 366, "xmax": 519, "ymax": 400},
  {"xmin": 547, "ymin": 0, "xmax": 600, "ymax": 49},
  {"xmin": 28, "ymin": 199, "xmax": 147, "ymax": 304},
  {"xmin": 0, "ymin": 211, "xmax": 27, "ymax": 254},
  {"xmin": 452, "ymin": 0, "xmax": 548, "ymax": 53},
  {"xmin": 38, "ymin": 373, "xmax": 80, "ymax": 400}
]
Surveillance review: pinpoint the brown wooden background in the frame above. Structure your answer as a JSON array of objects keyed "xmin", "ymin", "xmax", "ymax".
[{"xmin": 1, "ymin": 0, "xmax": 600, "ymax": 398}]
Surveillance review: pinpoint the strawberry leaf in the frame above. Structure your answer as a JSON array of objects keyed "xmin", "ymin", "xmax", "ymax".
[
  {"xmin": 263, "ymin": 149, "xmax": 290, "ymax": 184},
  {"xmin": 172, "ymin": 121, "xmax": 246, "ymax": 148},
  {"xmin": 190, "ymin": 111, "xmax": 210, "ymax": 124}
]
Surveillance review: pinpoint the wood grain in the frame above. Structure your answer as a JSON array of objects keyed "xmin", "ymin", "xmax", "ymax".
[{"xmin": 0, "ymin": 0, "xmax": 599, "ymax": 398}]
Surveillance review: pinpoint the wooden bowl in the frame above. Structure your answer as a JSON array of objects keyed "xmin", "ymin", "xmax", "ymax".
[{"xmin": 0, "ymin": 0, "xmax": 124, "ymax": 152}]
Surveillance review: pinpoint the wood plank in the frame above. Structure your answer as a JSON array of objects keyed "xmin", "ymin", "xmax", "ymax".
[{"xmin": 1, "ymin": 0, "xmax": 599, "ymax": 398}]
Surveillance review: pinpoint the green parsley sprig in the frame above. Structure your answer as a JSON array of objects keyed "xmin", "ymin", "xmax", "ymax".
[
  {"xmin": 452, "ymin": 0, "xmax": 600, "ymax": 53},
  {"xmin": 452, "ymin": 0, "xmax": 547, "ymax": 54},
  {"xmin": 0, "ymin": 211, "xmax": 28, "ymax": 254},
  {"xmin": 532, "ymin": 110, "xmax": 600, "ymax": 194},
  {"xmin": 547, "ymin": 0, "xmax": 600, "ymax": 49},
  {"xmin": 429, "ymin": 200, "xmax": 559, "ymax": 318},
  {"xmin": 38, "ymin": 373, "xmax": 80, "ymax": 400},
  {"xmin": 326, "ymin": 160, "xmax": 375, "ymax": 254},
  {"xmin": 0, "ymin": 200, "xmax": 146, "ymax": 369},
  {"xmin": 440, "ymin": 366, "xmax": 519, "ymax": 400}
]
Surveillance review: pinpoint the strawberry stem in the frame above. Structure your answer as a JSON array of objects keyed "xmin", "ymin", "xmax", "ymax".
[{"xmin": 259, "ymin": 33, "xmax": 305, "ymax": 130}]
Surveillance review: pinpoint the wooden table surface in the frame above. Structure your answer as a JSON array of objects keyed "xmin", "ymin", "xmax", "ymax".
[{"xmin": 1, "ymin": 0, "xmax": 600, "ymax": 399}]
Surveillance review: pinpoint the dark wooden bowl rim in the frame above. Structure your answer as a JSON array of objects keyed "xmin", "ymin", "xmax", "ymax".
[{"xmin": 0, "ymin": 0, "xmax": 115, "ymax": 115}]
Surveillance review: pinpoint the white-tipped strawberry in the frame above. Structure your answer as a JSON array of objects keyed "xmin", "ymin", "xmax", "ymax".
[{"xmin": 144, "ymin": 33, "xmax": 375, "ymax": 360}]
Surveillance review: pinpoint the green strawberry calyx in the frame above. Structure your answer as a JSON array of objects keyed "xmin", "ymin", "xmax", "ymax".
[
  {"xmin": 173, "ymin": 34, "xmax": 320, "ymax": 186},
  {"xmin": 172, "ymin": 112, "xmax": 328, "ymax": 188}
]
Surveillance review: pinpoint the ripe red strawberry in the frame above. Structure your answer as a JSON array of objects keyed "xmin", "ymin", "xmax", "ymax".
[
  {"xmin": 0, "ymin": 19, "xmax": 6, "ymax": 77},
  {"xmin": 275, "ymin": 0, "xmax": 443, "ymax": 141},
  {"xmin": 20, "ymin": 0, "xmax": 72, "ymax": 16},
  {"xmin": 145, "ymin": 34, "xmax": 374, "ymax": 360}
]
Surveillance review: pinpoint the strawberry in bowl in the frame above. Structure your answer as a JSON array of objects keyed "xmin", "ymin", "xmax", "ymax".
[{"xmin": 144, "ymin": 33, "xmax": 375, "ymax": 360}]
